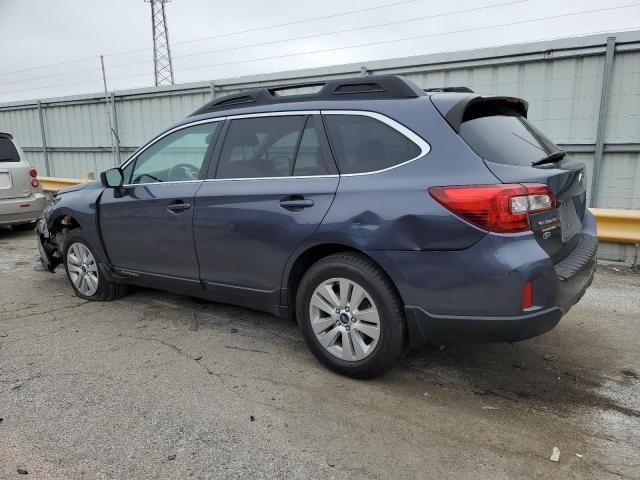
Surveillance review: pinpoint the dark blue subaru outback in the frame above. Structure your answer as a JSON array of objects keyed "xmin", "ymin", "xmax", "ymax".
[{"xmin": 37, "ymin": 75, "xmax": 597, "ymax": 378}]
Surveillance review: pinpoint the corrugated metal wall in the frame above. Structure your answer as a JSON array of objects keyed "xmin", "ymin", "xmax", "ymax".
[{"xmin": 1, "ymin": 31, "xmax": 639, "ymax": 261}]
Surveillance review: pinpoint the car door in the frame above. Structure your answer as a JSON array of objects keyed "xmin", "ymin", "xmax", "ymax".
[
  {"xmin": 193, "ymin": 113, "xmax": 339, "ymax": 311},
  {"xmin": 99, "ymin": 120, "xmax": 222, "ymax": 281}
]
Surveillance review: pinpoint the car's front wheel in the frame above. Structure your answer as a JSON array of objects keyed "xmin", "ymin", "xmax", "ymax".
[
  {"xmin": 296, "ymin": 253, "xmax": 406, "ymax": 379},
  {"xmin": 63, "ymin": 235, "xmax": 127, "ymax": 301}
]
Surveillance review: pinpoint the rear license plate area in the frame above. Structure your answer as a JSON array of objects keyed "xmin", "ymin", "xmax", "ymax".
[
  {"xmin": 559, "ymin": 199, "xmax": 581, "ymax": 242},
  {"xmin": 0, "ymin": 172, "xmax": 11, "ymax": 189}
]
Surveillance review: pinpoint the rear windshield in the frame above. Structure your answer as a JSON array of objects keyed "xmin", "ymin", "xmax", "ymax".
[
  {"xmin": 0, "ymin": 138, "xmax": 20, "ymax": 162},
  {"xmin": 459, "ymin": 112, "xmax": 562, "ymax": 167}
]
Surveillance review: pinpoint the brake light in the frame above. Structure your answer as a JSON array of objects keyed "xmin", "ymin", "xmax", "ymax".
[
  {"xmin": 31, "ymin": 179, "xmax": 40, "ymax": 188},
  {"xmin": 428, "ymin": 184, "xmax": 555, "ymax": 233},
  {"xmin": 29, "ymin": 168, "xmax": 37, "ymax": 177}
]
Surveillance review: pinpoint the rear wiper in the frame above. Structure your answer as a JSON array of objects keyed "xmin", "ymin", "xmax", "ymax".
[{"xmin": 532, "ymin": 150, "xmax": 567, "ymax": 166}]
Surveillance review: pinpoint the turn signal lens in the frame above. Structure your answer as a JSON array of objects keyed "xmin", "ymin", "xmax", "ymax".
[
  {"xmin": 29, "ymin": 168, "xmax": 38, "ymax": 177},
  {"xmin": 428, "ymin": 184, "xmax": 555, "ymax": 233},
  {"xmin": 31, "ymin": 179, "xmax": 40, "ymax": 188}
]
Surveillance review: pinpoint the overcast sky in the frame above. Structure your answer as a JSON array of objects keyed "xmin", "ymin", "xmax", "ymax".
[{"xmin": 0, "ymin": 0, "xmax": 639, "ymax": 102}]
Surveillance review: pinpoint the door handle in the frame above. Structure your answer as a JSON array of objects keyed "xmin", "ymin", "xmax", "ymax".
[
  {"xmin": 279, "ymin": 197, "xmax": 314, "ymax": 211},
  {"xmin": 167, "ymin": 202, "xmax": 192, "ymax": 213}
]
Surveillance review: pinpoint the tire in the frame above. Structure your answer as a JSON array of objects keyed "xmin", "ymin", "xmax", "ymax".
[
  {"xmin": 63, "ymin": 234, "xmax": 127, "ymax": 301},
  {"xmin": 296, "ymin": 252, "xmax": 407, "ymax": 379},
  {"xmin": 11, "ymin": 222, "xmax": 37, "ymax": 231}
]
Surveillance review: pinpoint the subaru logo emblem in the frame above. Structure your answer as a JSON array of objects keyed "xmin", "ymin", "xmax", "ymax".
[{"xmin": 578, "ymin": 172, "xmax": 584, "ymax": 185}]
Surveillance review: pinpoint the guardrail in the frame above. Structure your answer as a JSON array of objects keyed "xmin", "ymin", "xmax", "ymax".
[
  {"xmin": 37, "ymin": 177, "xmax": 640, "ymax": 247},
  {"xmin": 589, "ymin": 208, "xmax": 640, "ymax": 244},
  {"xmin": 39, "ymin": 176, "xmax": 91, "ymax": 193}
]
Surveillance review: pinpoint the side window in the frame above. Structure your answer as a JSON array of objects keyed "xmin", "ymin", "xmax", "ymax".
[
  {"xmin": 293, "ymin": 120, "xmax": 327, "ymax": 176},
  {"xmin": 129, "ymin": 122, "xmax": 219, "ymax": 184},
  {"xmin": 324, "ymin": 114, "xmax": 421, "ymax": 174},
  {"xmin": 216, "ymin": 116, "xmax": 307, "ymax": 179}
]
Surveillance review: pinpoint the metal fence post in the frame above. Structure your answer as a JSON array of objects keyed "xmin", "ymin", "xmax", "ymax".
[
  {"xmin": 110, "ymin": 92, "xmax": 121, "ymax": 165},
  {"xmin": 360, "ymin": 66, "xmax": 368, "ymax": 77},
  {"xmin": 36, "ymin": 100, "xmax": 50, "ymax": 176},
  {"xmin": 590, "ymin": 36, "xmax": 616, "ymax": 208},
  {"xmin": 210, "ymin": 80, "xmax": 216, "ymax": 99}
]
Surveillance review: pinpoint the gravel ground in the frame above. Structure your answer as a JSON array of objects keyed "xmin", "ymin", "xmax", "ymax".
[{"xmin": 1, "ymin": 227, "xmax": 639, "ymax": 479}]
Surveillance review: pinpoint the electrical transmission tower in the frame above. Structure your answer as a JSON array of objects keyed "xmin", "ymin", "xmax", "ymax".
[{"xmin": 145, "ymin": 0, "xmax": 175, "ymax": 86}]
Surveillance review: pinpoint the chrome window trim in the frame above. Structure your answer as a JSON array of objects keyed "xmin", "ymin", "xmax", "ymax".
[
  {"xmin": 119, "ymin": 109, "xmax": 430, "ymax": 186},
  {"xmin": 320, "ymin": 110, "xmax": 431, "ymax": 177},
  {"xmin": 203, "ymin": 174, "xmax": 338, "ymax": 183},
  {"xmin": 121, "ymin": 117, "xmax": 226, "ymax": 172},
  {"xmin": 225, "ymin": 110, "xmax": 320, "ymax": 120}
]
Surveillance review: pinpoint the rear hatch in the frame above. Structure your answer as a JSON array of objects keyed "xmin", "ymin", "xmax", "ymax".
[
  {"xmin": 431, "ymin": 95, "xmax": 587, "ymax": 263},
  {"xmin": 0, "ymin": 135, "xmax": 31, "ymax": 200}
]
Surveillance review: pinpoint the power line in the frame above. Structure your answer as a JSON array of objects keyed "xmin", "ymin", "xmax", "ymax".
[
  {"xmin": 0, "ymin": 0, "xmax": 425, "ymax": 78},
  {"xmin": 170, "ymin": 3, "xmax": 640, "ymax": 74},
  {"xmin": 0, "ymin": 0, "xmax": 527, "ymax": 87},
  {"xmin": 2, "ymin": 5, "xmax": 639, "ymax": 99}
]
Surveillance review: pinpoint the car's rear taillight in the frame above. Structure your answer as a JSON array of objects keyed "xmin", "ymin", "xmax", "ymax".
[
  {"xmin": 29, "ymin": 168, "xmax": 39, "ymax": 188},
  {"xmin": 428, "ymin": 184, "xmax": 555, "ymax": 233}
]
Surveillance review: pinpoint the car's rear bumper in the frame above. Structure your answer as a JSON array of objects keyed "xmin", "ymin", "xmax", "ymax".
[
  {"xmin": 367, "ymin": 212, "xmax": 598, "ymax": 347},
  {"xmin": 403, "ymin": 254, "xmax": 595, "ymax": 346},
  {"xmin": 0, "ymin": 192, "xmax": 46, "ymax": 225}
]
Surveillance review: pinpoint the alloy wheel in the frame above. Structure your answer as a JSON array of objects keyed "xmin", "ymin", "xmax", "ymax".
[
  {"xmin": 67, "ymin": 242, "xmax": 99, "ymax": 296},
  {"xmin": 309, "ymin": 277, "xmax": 381, "ymax": 362}
]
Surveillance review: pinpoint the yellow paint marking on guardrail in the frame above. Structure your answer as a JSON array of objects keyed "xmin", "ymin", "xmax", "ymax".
[
  {"xmin": 36, "ymin": 177, "xmax": 640, "ymax": 246},
  {"xmin": 38, "ymin": 176, "xmax": 91, "ymax": 193},
  {"xmin": 589, "ymin": 208, "xmax": 640, "ymax": 245}
]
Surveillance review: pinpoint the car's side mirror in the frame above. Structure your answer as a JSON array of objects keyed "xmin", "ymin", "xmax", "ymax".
[{"xmin": 100, "ymin": 168, "xmax": 124, "ymax": 188}]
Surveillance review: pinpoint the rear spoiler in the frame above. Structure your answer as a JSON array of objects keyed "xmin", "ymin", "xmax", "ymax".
[
  {"xmin": 0, "ymin": 132, "xmax": 13, "ymax": 140},
  {"xmin": 430, "ymin": 94, "xmax": 528, "ymax": 132}
]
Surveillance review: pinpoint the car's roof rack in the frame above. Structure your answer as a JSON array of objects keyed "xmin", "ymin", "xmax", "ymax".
[
  {"xmin": 424, "ymin": 87, "xmax": 474, "ymax": 93},
  {"xmin": 189, "ymin": 75, "xmax": 426, "ymax": 116}
]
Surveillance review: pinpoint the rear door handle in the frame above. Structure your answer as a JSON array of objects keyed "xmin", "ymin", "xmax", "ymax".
[
  {"xmin": 279, "ymin": 198, "xmax": 314, "ymax": 211},
  {"xmin": 167, "ymin": 202, "xmax": 192, "ymax": 213}
]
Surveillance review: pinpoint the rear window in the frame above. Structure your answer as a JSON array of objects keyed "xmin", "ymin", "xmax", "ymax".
[
  {"xmin": 0, "ymin": 138, "xmax": 20, "ymax": 162},
  {"xmin": 459, "ymin": 112, "xmax": 562, "ymax": 167},
  {"xmin": 324, "ymin": 114, "xmax": 421, "ymax": 174}
]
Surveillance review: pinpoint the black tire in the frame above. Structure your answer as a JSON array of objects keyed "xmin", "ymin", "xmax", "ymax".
[
  {"xmin": 296, "ymin": 252, "xmax": 407, "ymax": 379},
  {"xmin": 11, "ymin": 222, "xmax": 37, "ymax": 231},
  {"xmin": 63, "ymin": 233, "xmax": 127, "ymax": 301}
]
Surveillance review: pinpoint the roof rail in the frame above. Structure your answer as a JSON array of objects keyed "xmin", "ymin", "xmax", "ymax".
[
  {"xmin": 189, "ymin": 75, "xmax": 425, "ymax": 116},
  {"xmin": 424, "ymin": 87, "xmax": 474, "ymax": 93}
]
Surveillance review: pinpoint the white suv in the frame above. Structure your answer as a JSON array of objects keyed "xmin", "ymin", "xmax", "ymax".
[{"xmin": 0, "ymin": 132, "xmax": 46, "ymax": 230}]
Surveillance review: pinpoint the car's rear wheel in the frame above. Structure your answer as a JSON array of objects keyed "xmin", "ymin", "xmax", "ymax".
[
  {"xmin": 63, "ymin": 235, "xmax": 127, "ymax": 301},
  {"xmin": 296, "ymin": 253, "xmax": 406, "ymax": 379}
]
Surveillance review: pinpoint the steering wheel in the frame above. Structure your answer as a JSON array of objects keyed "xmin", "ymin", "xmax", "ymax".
[
  {"xmin": 134, "ymin": 173, "xmax": 161, "ymax": 183},
  {"xmin": 168, "ymin": 163, "xmax": 200, "ymax": 181}
]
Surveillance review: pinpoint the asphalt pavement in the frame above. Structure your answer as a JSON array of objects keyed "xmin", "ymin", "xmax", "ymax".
[{"xmin": 1, "ymin": 227, "xmax": 638, "ymax": 479}]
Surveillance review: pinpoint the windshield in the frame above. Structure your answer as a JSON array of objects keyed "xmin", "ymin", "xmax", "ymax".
[{"xmin": 459, "ymin": 114, "xmax": 563, "ymax": 167}]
